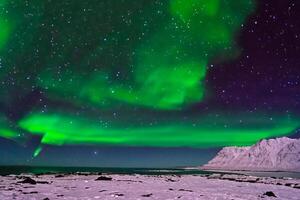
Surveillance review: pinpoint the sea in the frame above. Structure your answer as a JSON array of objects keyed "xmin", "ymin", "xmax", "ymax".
[
  {"xmin": 0, "ymin": 166, "xmax": 210, "ymax": 176},
  {"xmin": 0, "ymin": 166, "xmax": 299, "ymax": 179}
]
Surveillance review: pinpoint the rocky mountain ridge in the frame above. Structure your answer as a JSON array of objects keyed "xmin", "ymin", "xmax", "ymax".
[{"xmin": 202, "ymin": 137, "xmax": 300, "ymax": 172}]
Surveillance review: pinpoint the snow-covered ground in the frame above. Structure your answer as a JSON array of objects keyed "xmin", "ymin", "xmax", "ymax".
[{"xmin": 0, "ymin": 173, "xmax": 299, "ymax": 200}]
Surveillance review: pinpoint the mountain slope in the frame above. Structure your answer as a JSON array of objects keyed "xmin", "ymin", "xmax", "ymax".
[{"xmin": 201, "ymin": 137, "xmax": 300, "ymax": 172}]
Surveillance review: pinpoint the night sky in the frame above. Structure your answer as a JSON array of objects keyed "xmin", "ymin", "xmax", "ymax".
[{"xmin": 0, "ymin": 0, "xmax": 299, "ymax": 167}]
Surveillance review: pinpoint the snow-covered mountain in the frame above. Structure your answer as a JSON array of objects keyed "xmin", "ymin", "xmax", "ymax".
[{"xmin": 202, "ymin": 137, "xmax": 300, "ymax": 172}]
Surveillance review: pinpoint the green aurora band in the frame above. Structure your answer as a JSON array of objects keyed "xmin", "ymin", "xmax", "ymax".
[
  {"xmin": 0, "ymin": 114, "xmax": 19, "ymax": 140},
  {"xmin": 19, "ymin": 112, "xmax": 300, "ymax": 149}
]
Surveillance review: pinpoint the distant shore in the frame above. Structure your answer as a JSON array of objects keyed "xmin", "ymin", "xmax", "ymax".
[{"xmin": 200, "ymin": 169, "xmax": 300, "ymax": 179}]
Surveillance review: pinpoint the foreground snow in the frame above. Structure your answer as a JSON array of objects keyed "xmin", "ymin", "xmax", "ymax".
[
  {"xmin": 202, "ymin": 137, "xmax": 300, "ymax": 172},
  {"xmin": 0, "ymin": 173, "xmax": 299, "ymax": 200}
]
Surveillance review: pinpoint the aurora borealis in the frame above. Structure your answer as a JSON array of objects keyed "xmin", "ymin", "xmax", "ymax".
[
  {"xmin": 0, "ymin": 0, "xmax": 300, "ymax": 166},
  {"xmin": 34, "ymin": 0, "xmax": 254, "ymax": 110},
  {"xmin": 19, "ymin": 112, "xmax": 298, "ymax": 147}
]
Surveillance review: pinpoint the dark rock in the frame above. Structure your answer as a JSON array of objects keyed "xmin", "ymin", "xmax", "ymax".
[
  {"xmin": 142, "ymin": 193, "xmax": 153, "ymax": 197},
  {"xmin": 43, "ymin": 198, "xmax": 50, "ymax": 200},
  {"xmin": 36, "ymin": 181, "xmax": 50, "ymax": 184},
  {"xmin": 166, "ymin": 178, "xmax": 176, "ymax": 182},
  {"xmin": 23, "ymin": 186, "xmax": 35, "ymax": 188},
  {"xmin": 293, "ymin": 184, "xmax": 300, "ymax": 189},
  {"xmin": 95, "ymin": 176, "xmax": 112, "ymax": 181},
  {"xmin": 178, "ymin": 189, "xmax": 193, "ymax": 192},
  {"xmin": 222, "ymin": 177, "xmax": 237, "ymax": 181},
  {"xmin": 23, "ymin": 191, "xmax": 38, "ymax": 194},
  {"xmin": 55, "ymin": 174, "xmax": 65, "ymax": 178},
  {"xmin": 17, "ymin": 177, "xmax": 37, "ymax": 185},
  {"xmin": 263, "ymin": 191, "xmax": 277, "ymax": 197},
  {"xmin": 234, "ymin": 179, "xmax": 243, "ymax": 182}
]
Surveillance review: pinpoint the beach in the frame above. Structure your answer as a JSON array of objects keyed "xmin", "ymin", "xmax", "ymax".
[{"xmin": 0, "ymin": 173, "xmax": 299, "ymax": 200}]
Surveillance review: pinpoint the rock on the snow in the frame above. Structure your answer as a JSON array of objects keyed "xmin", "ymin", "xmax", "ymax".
[
  {"xmin": 95, "ymin": 176, "xmax": 113, "ymax": 181},
  {"xmin": 263, "ymin": 191, "xmax": 277, "ymax": 197},
  {"xmin": 17, "ymin": 177, "xmax": 37, "ymax": 185}
]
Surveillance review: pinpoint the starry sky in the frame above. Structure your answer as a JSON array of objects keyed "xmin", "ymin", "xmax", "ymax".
[{"xmin": 0, "ymin": 0, "xmax": 299, "ymax": 167}]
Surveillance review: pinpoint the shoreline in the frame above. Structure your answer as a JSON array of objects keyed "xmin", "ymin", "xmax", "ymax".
[{"xmin": 201, "ymin": 169, "xmax": 300, "ymax": 179}]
